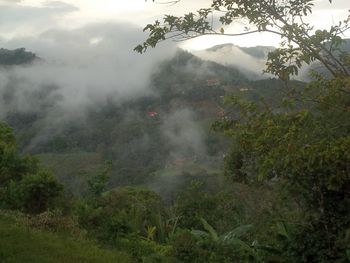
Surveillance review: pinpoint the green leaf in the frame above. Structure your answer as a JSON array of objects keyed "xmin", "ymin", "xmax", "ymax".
[{"xmin": 200, "ymin": 218, "xmax": 219, "ymax": 242}]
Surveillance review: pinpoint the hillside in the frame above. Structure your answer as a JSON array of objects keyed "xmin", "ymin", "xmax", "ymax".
[
  {"xmin": 0, "ymin": 0, "xmax": 349, "ymax": 261},
  {"xmin": 0, "ymin": 212, "xmax": 132, "ymax": 263},
  {"xmin": 207, "ymin": 43, "xmax": 275, "ymax": 59},
  {"xmin": 303, "ymin": 38, "xmax": 350, "ymax": 79},
  {"xmin": 200, "ymin": 40, "xmax": 350, "ymax": 81},
  {"xmin": 0, "ymin": 39, "xmax": 348, "ymax": 262},
  {"xmin": 1, "ymin": 48, "xmax": 302, "ymax": 196},
  {"xmin": 0, "ymin": 48, "xmax": 37, "ymax": 66}
]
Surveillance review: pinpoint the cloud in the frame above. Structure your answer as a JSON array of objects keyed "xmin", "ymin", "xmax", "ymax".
[
  {"xmin": 193, "ymin": 44, "xmax": 271, "ymax": 78},
  {"xmin": 161, "ymin": 108, "xmax": 207, "ymax": 159},
  {"xmin": 0, "ymin": 1, "xmax": 78, "ymax": 37},
  {"xmin": 0, "ymin": 22, "xmax": 176, "ymax": 148},
  {"xmin": 313, "ymin": 0, "xmax": 349, "ymax": 11},
  {"xmin": 0, "ymin": 1, "xmax": 78, "ymax": 22},
  {"xmin": 0, "ymin": 0, "xmax": 22, "ymax": 3}
]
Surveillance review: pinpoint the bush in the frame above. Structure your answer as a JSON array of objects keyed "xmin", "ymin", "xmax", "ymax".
[
  {"xmin": 19, "ymin": 170, "xmax": 63, "ymax": 214},
  {"xmin": 75, "ymin": 187, "xmax": 166, "ymax": 245},
  {"xmin": 169, "ymin": 229, "xmax": 210, "ymax": 262}
]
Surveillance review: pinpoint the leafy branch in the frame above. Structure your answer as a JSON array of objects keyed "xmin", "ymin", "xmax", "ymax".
[{"xmin": 136, "ymin": 0, "xmax": 350, "ymax": 79}]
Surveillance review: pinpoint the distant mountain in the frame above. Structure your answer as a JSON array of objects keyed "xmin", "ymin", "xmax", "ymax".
[
  {"xmin": 1, "ymin": 48, "xmax": 302, "ymax": 196},
  {"xmin": 336, "ymin": 38, "xmax": 350, "ymax": 52},
  {"xmin": 193, "ymin": 44, "xmax": 275, "ymax": 80},
  {"xmin": 301, "ymin": 38, "xmax": 350, "ymax": 80},
  {"xmin": 206, "ymin": 43, "xmax": 275, "ymax": 59},
  {"xmin": 0, "ymin": 48, "xmax": 37, "ymax": 66},
  {"xmin": 239, "ymin": 45, "xmax": 276, "ymax": 59},
  {"xmin": 199, "ymin": 39, "xmax": 350, "ymax": 81}
]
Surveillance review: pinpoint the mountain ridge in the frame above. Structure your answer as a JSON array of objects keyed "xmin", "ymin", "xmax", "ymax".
[{"xmin": 0, "ymin": 48, "xmax": 37, "ymax": 66}]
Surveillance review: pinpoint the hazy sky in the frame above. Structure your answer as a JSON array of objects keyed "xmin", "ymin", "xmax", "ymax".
[{"xmin": 0, "ymin": 0, "xmax": 349, "ymax": 50}]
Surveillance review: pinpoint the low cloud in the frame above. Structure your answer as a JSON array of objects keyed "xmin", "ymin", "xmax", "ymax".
[
  {"xmin": 193, "ymin": 44, "xmax": 270, "ymax": 78},
  {"xmin": 0, "ymin": 22, "xmax": 176, "ymax": 147},
  {"xmin": 161, "ymin": 108, "xmax": 207, "ymax": 160}
]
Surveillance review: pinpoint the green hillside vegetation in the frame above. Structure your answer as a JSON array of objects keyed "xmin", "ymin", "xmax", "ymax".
[
  {"xmin": 0, "ymin": 212, "xmax": 132, "ymax": 263},
  {"xmin": 5, "ymin": 49, "xmax": 300, "ymax": 192},
  {"xmin": 37, "ymin": 152, "xmax": 104, "ymax": 196},
  {"xmin": 0, "ymin": 120, "xmax": 300, "ymax": 262}
]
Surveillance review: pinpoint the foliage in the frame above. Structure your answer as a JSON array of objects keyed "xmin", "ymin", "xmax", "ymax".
[
  {"xmin": 174, "ymin": 181, "xmax": 245, "ymax": 232},
  {"xmin": 0, "ymin": 122, "xmax": 63, "ymax": 214},
  {"xmin": 169, "ymin": 224, "xmax": 259, "ymax": 262},
  {"xmin": 191, "ymin": 219, "xmax": 261, "ymax": 262},
  {"xmin": 115, "ymin": 236, "xmax": 174, "ymax": 262},
  {"xmin": 0, "ymin": 123, "xmax": 39, "ymax": 186},
  {"xmin": 87, "ymin": 160, "xmax": 112, "ymax": 198},
  {"xmin": 137, "ymin": 0, "xmax": 350, "ymax": 261},
  {"xmin": 137, "ymin": 0, "xmax": 350, "ymax": 79},
  {"xmin": 169, "ymin": 229, "xmax": 210, "ymax": 262},
  {"xmin": 75, "ymin": 187, "xmax": 166, "ymax": 245},
  {"xmin": 0, "ymin": 212, "xmax": 132, "ymax": 263},
  {"xmin": 1, "ymin": 0, "xmax": 349, "ymax": 261},
  {"xmin": 74, "ymin": 186, "xmax": 186, "ymax": 261},
  {"xmin": 19, "ymin": 171, "xmax": 63, "ymax": 214},
  {"xmin": 212, "ymin": 75, "xmax": 350, "ymax": 261},
  {"xmin": 24, "ymin": 210, "xmax": 85, "ymax": 238}
]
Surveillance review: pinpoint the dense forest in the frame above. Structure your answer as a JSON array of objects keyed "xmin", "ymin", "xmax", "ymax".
[{"xmin": 0, "ymin": 0, "xmax": 350, "ymax": 262}]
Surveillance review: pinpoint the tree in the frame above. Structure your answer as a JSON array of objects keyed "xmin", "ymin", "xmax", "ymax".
[
  {"xmin": 137, "ymin": 0, "xmax": 350, "ymax": 79},
  {"xmin": 0, "ymin": 123, "xmax": 39, "ymax": 185},
  {"xmin": 138, "ymin": 1, "xmax": 350, "ymax": 261},
  {"xmin": 211, "ymin": 82, "xmax": 350, "ymax": 260},
  {"xmin": 0, "ymin": 122, "xmax": 63, "ymax": 214},
  {"xmin": 87, "ymin": 160, "xmax": 112, "ymax": 198},
  {"xmin": 19, "ymin": 170, "xmax": 63, "ymax": 214}
]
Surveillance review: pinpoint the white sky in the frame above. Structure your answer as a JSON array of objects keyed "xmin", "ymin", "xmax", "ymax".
[{"xmin": 0, "ymin": 0, "xmax": 349, "ymax": 50}]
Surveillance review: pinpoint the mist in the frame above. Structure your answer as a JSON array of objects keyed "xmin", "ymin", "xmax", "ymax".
[
  {"xmin": 0, "ymin": 22, "xmax": 176, "ymax": 147},
  {"xmin": 0, "ymin": 21, "xmax": 226, "ymax": 193},
  {"xmin": 162, "ymin": 108, "xmax": 207, "ymax": 161},
  {"xmin": 193, "ymin": 44, "xmax": 270, "ymax": 78},
  {"xmin": 1, "ymin": 23, "xmax": 176, "ymax": 110}
]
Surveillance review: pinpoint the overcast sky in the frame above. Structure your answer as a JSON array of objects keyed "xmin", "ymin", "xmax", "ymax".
[{"xmin": 0, "ymin": 0, "xmax": 349, "ymax": 50}]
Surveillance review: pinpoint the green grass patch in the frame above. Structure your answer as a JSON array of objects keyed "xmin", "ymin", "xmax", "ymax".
[{"xmin": 0, "ymin": 212, "xmax": 132, "ymax": 263}]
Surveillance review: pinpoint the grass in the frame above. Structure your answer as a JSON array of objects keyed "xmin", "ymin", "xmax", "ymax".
[
  {"xmin": 0, "ymin": 213, "xmax": 132, "ymax": 263},
  {"xmin": 155, "ymin": 160, "xmax": 221, "ymax": 178},
  {"xmin": 36, "ymin": 152, "xmax": 104, "ymax": 195},
  {"xmin": 37, "ymin": 152, "xmax": 103, "ymax": 177}
]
